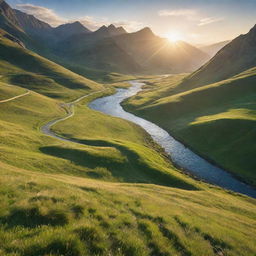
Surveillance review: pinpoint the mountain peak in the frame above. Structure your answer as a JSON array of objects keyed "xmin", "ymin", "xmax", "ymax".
[
  {"xmin": 135, "ymin": 27, "xmax": 154, "ymax": 37},
  {"xmin": 249, "ymin": 23, "xmax": 256, "ymax": 34},
  {"xmin": 95, "ymin": 24, "xmax": 126, "ymax": 37},
  {"xmin": 108, "ymin": 24, "xmax": 116, "ymax": 29},
  {"xmin": 0, "ymin": 0, "xmax": 22, "ymax": 28},
  {"xmin": 55, "ymin": 21, "xmax": 91, "ymax": 33},
  {"xmin": 53, "ymin": 21, "xmax": 91, "ymax": 41},
  {"xmin": 14, "ymin": 9, "xmax": 52, "ymax": 31},
  {"xmin": 140, "ymin": 27, "xmax": 153, "ymax": 33},
  {"xmin": 56, "ymin": 21, "xmax": 89, "ymax": 30},
  {"xmin": 73, "ymin": 21, "xmax": 82, "ymax": 25}
]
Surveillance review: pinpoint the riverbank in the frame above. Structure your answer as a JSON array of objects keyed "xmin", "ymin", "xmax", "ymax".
[
  {"xmin": 89, "ymin": 81, "xmax": 256, "ymax": 198},
  {"xmin": 123, "ymin": 73, "xmax": 256, "ymax": 188}
]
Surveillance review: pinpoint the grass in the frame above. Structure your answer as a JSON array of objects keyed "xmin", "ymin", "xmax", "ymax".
[
  {"xmin": 0, "ymin": 81, "xmax": 27, "ymax": 100},
  {"xmin": 124, "ymin": 68, "xmax": 256, "ymax": 186},
  {"xmin": 0, "ymin": 35, "xmax": 103, "ymax": 101},
  {"xmin": 0, "ymin": 74, "xmax": 256, "ymax": 255},
  {"xmin": 0, "ymin": 72, "xmax": 196, "ymax": 188},
  {"xmin": 51, "ymin": 98, "xmax": 196, "ymax": 188},
  {"xmin": 0, "ymin": 162, "xmax": 255, "ymax": 256}
]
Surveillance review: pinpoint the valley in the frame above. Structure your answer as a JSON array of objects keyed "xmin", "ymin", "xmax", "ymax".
[
  {"xmin": 0, "ymin": 0, "xmax": 255, "ymax": 255},
  {"xmin": 1, "ymin": 75, "xmax": 256, "ymax": 255}
]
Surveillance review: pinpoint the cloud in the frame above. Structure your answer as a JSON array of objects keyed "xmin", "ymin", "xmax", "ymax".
[
  {"xmin": 158, "ymin": 9, "xmax": 224, "ymax": 27},
  {"xmin": 198, "ymin": 17, "xmax": 224, "ymax": 26},
  {"xmin": 158, "ymin": 9, "xmax": 197, "ymax": 18},
  {"xmin": 16, "ymin": 4, "xmax": 65, "ymax": 27}
]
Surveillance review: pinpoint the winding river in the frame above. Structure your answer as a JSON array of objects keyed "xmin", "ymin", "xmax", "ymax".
[{"xmin": 89, "ymin": 81, "xmax": 256, "ymax": 198}]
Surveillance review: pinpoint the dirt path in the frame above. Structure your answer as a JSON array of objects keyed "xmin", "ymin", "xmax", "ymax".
[
  {"xmin": 41, "ymin": 89, "xmax": 107, "ymax": 143},
  {"xmin": 0, "ymin": 91, "xmax": 30, "ymax": 103}
]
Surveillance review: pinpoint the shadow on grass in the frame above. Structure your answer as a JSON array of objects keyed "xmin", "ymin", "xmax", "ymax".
[
  {"xmin": 0, "ymin": 206, "xmax": 69, "ymax": 229},
  {"xmin": 40, "ymin": 139, "xmax": 197, "ymax": 190},
  {"xmin": 24, "ymin": 238, "xmax": 83, "ymax": 256}
]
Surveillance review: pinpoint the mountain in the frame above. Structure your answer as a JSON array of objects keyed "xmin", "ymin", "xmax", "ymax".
[
  {"xmin": 184, "ymin": 24, "xmax": 256, "ymax": 87},
  {"xmin": 94, "ymin": 24, "xmax": 127, "ymax": 37},
  {"xmin": 0, "ymin": 1, "xmax": 58, "ymax": 56},
  {"xmin": 57, "ymin": 27, "xmax": 209, "ymax": 74},
  {"xmin": 58, "ymin": 35, "xmax": 142, "ymax": 74},
  {"xmin": 14, "ymin": 11, "xmax": 92, "ymax": 43},
  {"xmin": 0, "ymin": 0, "xmax": 26, "ymax": 40},
  {"xmin": 111, "ymin": 27, "xmax": 209, "ymax": 73},
  {"xmin": 200, "ymin": 40, "xmax": 231, "ymax": 57},
  {"xmin": 14, "ymin": 9, "xmax": 52, "ymax": 33},
  {"xmin": 0, "ymin": 1, "xmax": 210, "ymax": 75},
  {"xmin": 0, "ymin": 0, "xmax": 20, "ymax": 28},
  {"xmin": 54, "ymin": 21, "xmax": 91, "ymax": 40}
]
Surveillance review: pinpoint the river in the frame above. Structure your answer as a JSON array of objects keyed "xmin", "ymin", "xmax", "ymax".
[{"xmin": 89, "ymin": 81, "xmax": 256, "ymax": 198}]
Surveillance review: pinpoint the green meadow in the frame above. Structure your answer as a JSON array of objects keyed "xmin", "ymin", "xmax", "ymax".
[
  {"xmin": 124, "ymin": 68, "xmax": 256, "ymax": 187},
  {"xmin": 0, "ymin": 68, "xmax": 255, "ymax": 255}
]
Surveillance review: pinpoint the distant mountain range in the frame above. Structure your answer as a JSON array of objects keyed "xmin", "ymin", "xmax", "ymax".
[
  {"xmin": 199, "ymin": 40, "xmax": 231, "ymax": 57},
  {"xmin": 1, "ymin": 0, "xmax": 255, "ymax": 78},
  {"xmin": 0, "ymin": 0, "xmax": 210, "ymax": 74}
]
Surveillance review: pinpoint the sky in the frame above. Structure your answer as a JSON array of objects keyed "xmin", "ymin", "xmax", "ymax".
[{"xmin": 6, "ymin": 0, "xmax": 256, "ymax": 45}]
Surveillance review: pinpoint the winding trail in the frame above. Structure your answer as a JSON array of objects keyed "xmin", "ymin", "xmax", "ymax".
[
  {"xmin": 0, "ymin": 91, "xmax": 30, "ymax": 103},
  {"xmin": 40, "ymin": 80, "xmax": 256, "ymax": 198},
  {"xmin": 41, "ymin": 89, "xmax": 107, "ymax": 142}
]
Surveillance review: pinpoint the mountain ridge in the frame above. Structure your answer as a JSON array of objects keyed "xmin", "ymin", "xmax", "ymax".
[
  {"xmin": 183, "ymin": 24, "xmax": 256, "ymax": 87},
  {"xmin": 200, "ymin": 40, "xmax": 231, "ymax": 57},
  {"xmin": 0, "ymin": 0, "xmax": 210, "ymax": 75}
]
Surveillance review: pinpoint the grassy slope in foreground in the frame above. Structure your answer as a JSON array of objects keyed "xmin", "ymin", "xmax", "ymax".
[
  {"xmin": 0, "ymin": 33, "xmax": 102, "ymax": 101},
  {"xmin": 0, "ymin": 79, "xmax": 196, "ymax": 187},
  {"xmin": 124, "ymin": 69, "xmax": 256, "ymax": 187},
  {"xmin": 0, "ymin": 80, "xmax": 255, "ymax": 255},
  {"xmin": 0, "ymin": 162, "xmax": 255, "ymax": 256}
]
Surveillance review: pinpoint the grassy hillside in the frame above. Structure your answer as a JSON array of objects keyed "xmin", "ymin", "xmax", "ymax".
[
  {"xmin": 0, "ymin": 80, "xmax": 27, "ymax": 100},
  {"xmin": 0, "ymin": 77, "xmax": 256, "ymax": 255},
  {"xmin": 51, "ymin": 96, "xmax": 195, "ymax": 188},
  {"xmin": 0, "ymin": 77, "xmax": 196, "ymax": 187},
  {"xmin": 0, "ymin": 33, "xmax": 102, "ymax": 101},
  {"xmin": 0, "ymin": 162, "xmax": 256, "ymax": 256},
  {"xmin": 124, "ymin": 69, "xmax": 256, "ymax": 187}
]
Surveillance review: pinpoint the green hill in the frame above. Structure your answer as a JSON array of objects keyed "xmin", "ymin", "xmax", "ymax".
[
  {"xmin": 1, "ymin": 161, "xmax": 255, "ymax": 256},
  {"xmin": 124, "ymin": 68, "xmax": 256, "ymax": 187},
  {"xmin": 0, "ymin": 31, "xmax": 102, "ymax": 101},
  {"xmin": 0, "ymin": 78, "xmax": 256, "ymax": 256}
]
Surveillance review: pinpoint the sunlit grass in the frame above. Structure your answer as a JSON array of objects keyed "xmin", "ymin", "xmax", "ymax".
[{"xmin": 124, "ymin": 69, "xmax": 256, "ymax": 186}]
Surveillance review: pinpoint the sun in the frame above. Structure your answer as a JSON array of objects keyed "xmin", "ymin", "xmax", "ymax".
[{"xmin": 165, "ymin": 31, "xmax": 183, "ymax": 43}]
